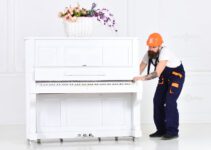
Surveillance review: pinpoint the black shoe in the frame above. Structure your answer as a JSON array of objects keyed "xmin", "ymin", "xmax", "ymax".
[
  {"xmin": 149, "ymin": 131, "xmax": 165, "ymax": 137},
  {"xmin": 162, "ymin": 134, "xmax": 178, "ymax": 140}
]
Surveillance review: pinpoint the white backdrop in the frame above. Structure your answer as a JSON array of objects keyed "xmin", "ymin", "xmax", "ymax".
[{"xmin": 0, "ymin": 0, "xmax": 211, "ymax": 124}]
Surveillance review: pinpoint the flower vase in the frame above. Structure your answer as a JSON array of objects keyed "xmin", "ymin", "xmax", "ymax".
[{"xmin": 63, "ymin": 17, "xmax": 94, "ymax": 37}]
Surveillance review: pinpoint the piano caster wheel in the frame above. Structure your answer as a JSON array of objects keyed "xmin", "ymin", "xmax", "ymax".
[
  {"xmin": 115, "ymin": 137, "xmax": 118, "ymax": 141},
  {"xmin": 60, "ymin": 138, "xmax": 63, "ymax": 143},
  {"xmin": 132, "ymin": 137, "xmax": 135, "ymax": 142},
  {"xmin": 98, "ymin": 137, "xmax": 101, "ymax": 142},
  {"xmin": 37, "ymin": 139, "xmax": 41, "ymax": 144},
  {"xmin": 27, "ymin": 139, "xmax": 31, "ymax": 145}
]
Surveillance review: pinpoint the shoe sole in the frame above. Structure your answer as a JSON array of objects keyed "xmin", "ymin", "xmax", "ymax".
[
  {"xmin": 149, "ymin": 135, "xmax": 164, "ymax": 138},
  {"xmin": 161, "ymin": 136, "xmax": 178, "ymax": 140}
]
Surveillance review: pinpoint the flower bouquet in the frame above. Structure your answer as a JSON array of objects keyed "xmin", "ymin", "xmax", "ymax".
[{"xmin": 59, "ymin": 3, "xmax": 117, "ymax": 36}]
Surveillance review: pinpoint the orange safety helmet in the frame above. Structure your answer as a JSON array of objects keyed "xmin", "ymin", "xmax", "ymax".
[{"xmin": 147, "ymin": 33, "xmax": 163, "ymax": 47}]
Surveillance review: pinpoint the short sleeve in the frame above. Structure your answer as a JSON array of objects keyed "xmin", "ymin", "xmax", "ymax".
[
  {"xmin": 142, "ymin": 52, "xmax": 149, "ymax": 64},
  {"xmin": 159, "ymin": 47, "xmax": 170, "ymax": 61}
]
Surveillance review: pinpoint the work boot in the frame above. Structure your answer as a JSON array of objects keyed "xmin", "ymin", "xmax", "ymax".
[{"xmin": 149, "ymin": 131, "xmax": 165, "ymax": 137}]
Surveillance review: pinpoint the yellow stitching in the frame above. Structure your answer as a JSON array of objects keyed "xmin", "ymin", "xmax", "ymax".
[
  {"xmin": 172, "ymin": 82, "xmax": 179, "ymax": 88},
  {"xmin": 172, "ymin": 71, "xmax": 183, "ymax": 78}
]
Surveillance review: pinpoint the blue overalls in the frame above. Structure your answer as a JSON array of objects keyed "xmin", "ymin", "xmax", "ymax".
[{"xmin": 148, "ymin": 58, "xmax": 185, "ymax": 136}]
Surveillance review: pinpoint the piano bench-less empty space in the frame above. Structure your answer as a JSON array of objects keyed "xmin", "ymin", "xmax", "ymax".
[{"xmin": 25, "ymin": 37, "xmax": 143, "ymax": 144}]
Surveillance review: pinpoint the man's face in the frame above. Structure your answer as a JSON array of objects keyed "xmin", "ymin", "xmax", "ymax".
[{"xmin": 148, "ymin": 46, "xmax": 160, "ymax": 59}]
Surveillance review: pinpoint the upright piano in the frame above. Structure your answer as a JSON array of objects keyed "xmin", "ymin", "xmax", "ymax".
[{"xmin": 25, "ymin": 37, "xmax": 143, "ymax": 143}]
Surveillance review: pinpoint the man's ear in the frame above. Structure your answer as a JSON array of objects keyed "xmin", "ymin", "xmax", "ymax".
[{"xmin": 158, "ymin": 46, "xmax": 162, "ymax": 52}]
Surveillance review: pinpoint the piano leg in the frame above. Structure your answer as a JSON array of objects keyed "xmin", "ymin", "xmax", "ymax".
[
  {"xmin": 26, "ymin": 139, "xmax": 31, "ymax": 145},
  {"xmin": 26, "ymin": 93, "xmax": 38, "ymax": 141},
  {"xmin": 131, "ymin": 93, "xmax": 142, "ymax": 137}
]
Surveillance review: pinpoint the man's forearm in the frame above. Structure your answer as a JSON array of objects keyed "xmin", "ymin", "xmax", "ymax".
[
  {"xmin": 142, "ymin": 71, "xmax": 158, "ymax": 80},
  {"xmin": 139, "ymin": 62, "xmax": 147, "ymax": 75}
]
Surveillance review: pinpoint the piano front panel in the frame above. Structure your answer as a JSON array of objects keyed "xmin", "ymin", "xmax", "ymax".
[
  {"xmin": 35, "ymin": 39, "xmax": 133, "ymax": 67},
  {"xmin": 63, "ymin": 47, "xmax": 103, "ymax": 67},
  {"xmin": 36, "ymin": 93, "xmax": 132, "ymax": 135}
]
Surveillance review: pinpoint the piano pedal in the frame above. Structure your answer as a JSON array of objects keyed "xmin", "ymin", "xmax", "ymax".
[
  {"xmin": 98, "ymin": 137, "xmax": 101, "ymax": 142},
  {"xmin": 115, "ymin": 137, "xmax": 118, "ymax": 141},
  {"xmin": 37, "ymin": 139, "xmax": 41, "ymax": 144},
  {"xmin": 60, "ymin": 138, "xmax": 63, "ymax": 143}
]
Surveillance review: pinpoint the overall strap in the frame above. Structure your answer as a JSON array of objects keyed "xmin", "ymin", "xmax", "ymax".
[
  {"xmin": 147, "ymin": 57, "xmax": 159, "ymax": 75},
  {"xmin": 147, "ymin": 47, "xmax": 162, "ymax": 75},
  {"xmin": 153, "ymin": 56, "xmax": 159, "ymax": 71},
  {"xmin": 147, "ymin": 59, "xmax": 152, "ymax": 75}
]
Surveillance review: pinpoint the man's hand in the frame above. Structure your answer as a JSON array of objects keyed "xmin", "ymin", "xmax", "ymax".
[{"xmin": 132, "ymin": 76, "xmax": 145, "ymax": 82}]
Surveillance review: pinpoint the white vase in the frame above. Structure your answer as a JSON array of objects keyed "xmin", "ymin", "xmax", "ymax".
[{"xmin": 63, "ymin": 17, "xmax": 94, "ymax": 37}]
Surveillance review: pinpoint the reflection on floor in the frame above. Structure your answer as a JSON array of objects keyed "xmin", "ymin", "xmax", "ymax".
[{"xmin": 0, "ymin": 124, "xmax": 210, "ymax": 150}]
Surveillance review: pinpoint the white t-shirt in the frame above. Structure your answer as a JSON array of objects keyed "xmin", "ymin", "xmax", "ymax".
[{"xmin": 142, "ymin": 46, "xmax": 181, "ymax": 68}]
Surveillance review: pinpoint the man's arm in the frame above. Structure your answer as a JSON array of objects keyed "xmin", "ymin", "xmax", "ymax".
[
  {"xmin": 141, "ymin": 60, "xmax": 168, "ymax": 81},
  {"xmin": 139, "ymin": 61, "xmax": 147, "ymax": 75}
]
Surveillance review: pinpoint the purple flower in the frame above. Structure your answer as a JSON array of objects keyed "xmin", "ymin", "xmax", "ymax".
[{"xmin": 91, "ymin": 3, "xmax": 96, "ymax": 10}]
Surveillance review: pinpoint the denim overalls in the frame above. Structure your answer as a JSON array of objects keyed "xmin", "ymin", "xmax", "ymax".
[{"xmin": 153, "ymin": 64, "xmax": 185, "ymax": 135}]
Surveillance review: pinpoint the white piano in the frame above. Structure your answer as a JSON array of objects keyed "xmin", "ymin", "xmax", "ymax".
[{"xmin": 25, "ymin": 37, "xmax": 143, "ymax": 143}]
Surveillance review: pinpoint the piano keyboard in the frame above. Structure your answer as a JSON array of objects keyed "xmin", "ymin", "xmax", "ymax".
[
  {"xmin": 36, "ymin": 81, "xmax": 134, "ymax": 87},
  {"xmin": 34, "ymin": 80, "xmax": 140, "ymax": 94}
]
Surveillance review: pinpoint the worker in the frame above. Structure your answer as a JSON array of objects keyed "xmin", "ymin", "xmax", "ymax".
[{"xmin": 133, "ymin": 33, "xmax": 185, "ymax": 140}]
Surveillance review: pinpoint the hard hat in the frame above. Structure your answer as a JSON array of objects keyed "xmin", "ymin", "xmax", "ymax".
[{"xmin": 147, "ymin": 33, "xmax": 163, "ymax": 47}]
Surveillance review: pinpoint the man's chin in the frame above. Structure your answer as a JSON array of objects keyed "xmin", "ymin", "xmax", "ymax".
[{"xmin": 148, "ymin": 55, "xmax": 158, "ymax": 59}]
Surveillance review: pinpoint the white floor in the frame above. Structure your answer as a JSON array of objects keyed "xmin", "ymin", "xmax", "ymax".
[{"xmin": 0, "ymin": 124, "xmax": 210, "ymax": 150}]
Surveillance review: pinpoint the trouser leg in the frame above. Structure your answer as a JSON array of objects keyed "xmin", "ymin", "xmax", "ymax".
[
  {"xmin": 165, "ymin": 78, "xmax": 185, "ymax": 135},
  {"xmin": 153, "ymin": 83, "xmax": 168, "ymax": 133}
]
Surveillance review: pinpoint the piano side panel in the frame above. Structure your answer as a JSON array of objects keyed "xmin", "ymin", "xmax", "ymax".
[{"xmin": 25, "ymin": 39, "xmax": 37, "ymax": 140}]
